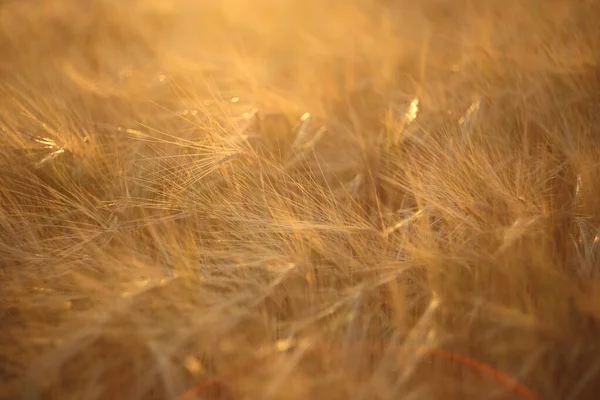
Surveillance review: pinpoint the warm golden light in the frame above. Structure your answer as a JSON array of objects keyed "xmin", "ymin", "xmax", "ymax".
[{"xmin": 2, "ymin": 1, "xmax": 599, "ymax": 399}]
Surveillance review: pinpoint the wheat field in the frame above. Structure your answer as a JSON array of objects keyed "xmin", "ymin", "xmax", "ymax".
[{"xmin": 1, "ymin": 0, "xmax": 600, "ymax": 399}]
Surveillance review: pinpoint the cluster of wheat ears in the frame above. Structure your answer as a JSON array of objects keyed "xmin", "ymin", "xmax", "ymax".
[{"xmin": 1, "ymin": 0, "xmax": 600, "ymax": 399}]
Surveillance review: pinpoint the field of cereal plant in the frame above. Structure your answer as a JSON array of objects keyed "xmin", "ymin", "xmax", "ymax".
[{"xmin": 1, "ymin": 1, "xmax": 600, "ymax": 399}]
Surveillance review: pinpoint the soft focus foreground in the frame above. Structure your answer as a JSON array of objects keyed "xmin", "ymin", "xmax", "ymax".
[{"xmin": 1, "ymin": 0, "xmax": 600, "ymax": 399}]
